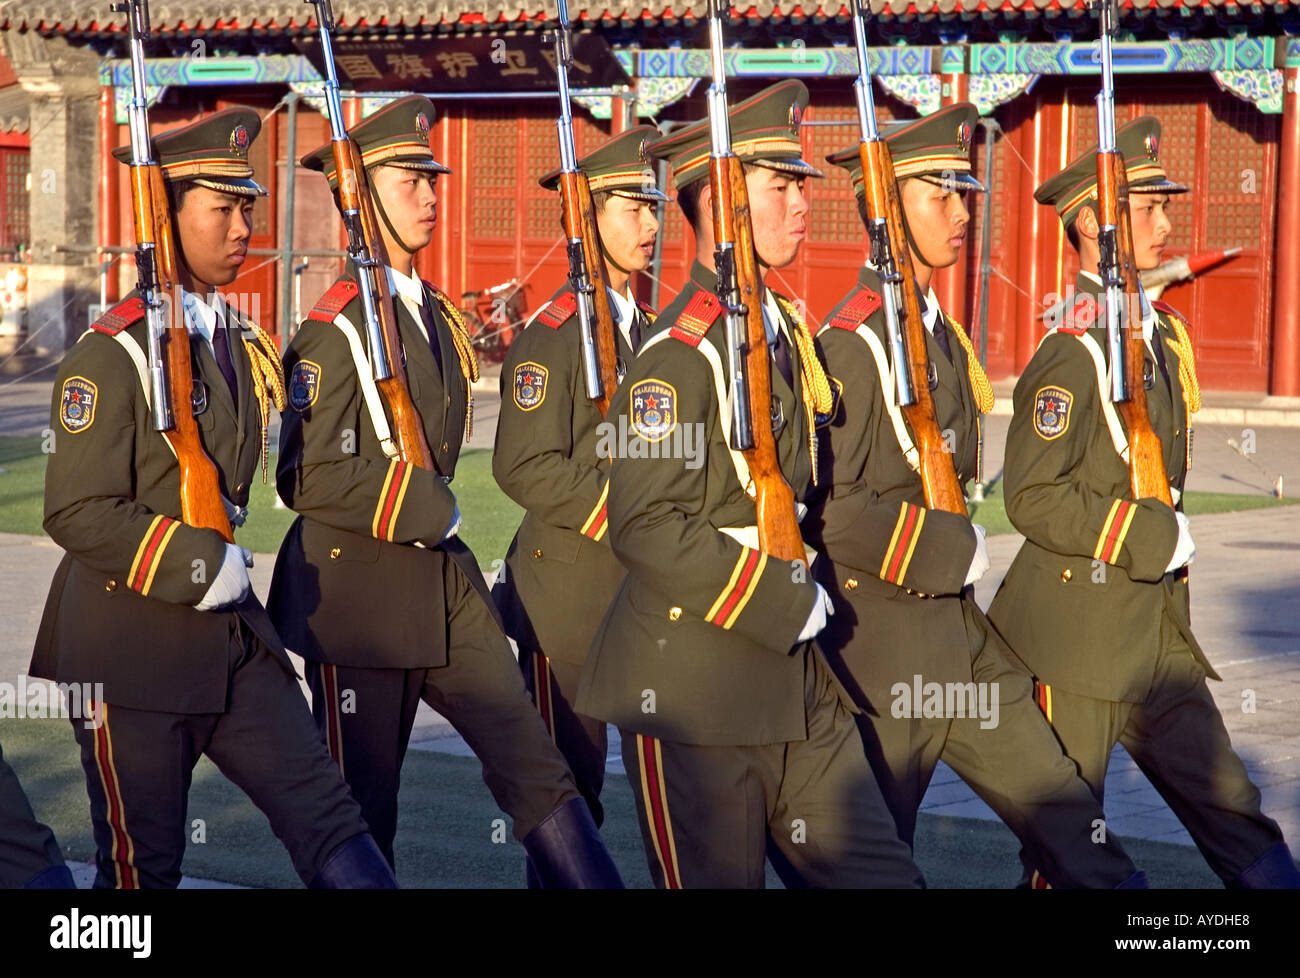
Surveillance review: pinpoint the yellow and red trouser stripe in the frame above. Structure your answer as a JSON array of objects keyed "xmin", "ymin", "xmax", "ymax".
[
  {"xmin": 1029, "ymin": 680, "xmax": 1054, "ymax": 890},
  {"xmin": 880, "ymin": 502, "xmax": 926, "ymax": 587},
  {"xmin": 1094, "ymin": 499, "xmax": 1137, "ymax": 565},
  {"xmin": 580, "ymin": 481, "xmax": 609, "ymax": 542},
  {"xmin": 530, "ymin": 652, "xmax": 557, "ymax": 742},
  {"xmin": 371, "ymin": 460, "xmax": 414, "ymax": 542},
  {"xmin": 320, "ymin": 664, "xmax": 345, "ymax": 777},
  {"xmin": 127, "ymin": 515, "xmax": 180, "ymax": 596},
  {"xmin": 89, "ymin": 701, "xmax": 139, "ymax": 888},
  {"xmin": 635, "ymin": 734, "xmax": 682, "ymax": 889},
  {"xmin": 705, "ymin": 547, "xmax": 767, "ymax": 629}
]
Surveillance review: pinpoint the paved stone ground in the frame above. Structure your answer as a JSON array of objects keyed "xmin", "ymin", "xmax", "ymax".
[{"xmin": 3, "ymin": 370, "xmax": 1299, "ymax": 875}]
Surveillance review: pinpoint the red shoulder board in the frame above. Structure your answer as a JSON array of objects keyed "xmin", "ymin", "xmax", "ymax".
[
  {"xmin": 310, "ymin": 279, "xmax": 359, "ymax": 322},
  {"xmin": 635, "ymin": 298, "xmax": 655, "ymax": 316},
  {"xmin": 669, "ymin": 290, "xmax": 722, "ymax": 347},
  {"xmin": 90, "ymin": 297, "xmax": 146, "ymax": 335},
  {"xmin": 827, "ymin": 288, "xmax": 882, "ymax": 331},
  {"xmin": 535, "ymin": 291, "xmax": 577, "ymax": 329},
  {"xmin": 1060, "ymin": 293, "xmax": 1099, "ymax": 335},
  {"xmin": 1151, "ymin": 299, "xmax": 1187, "ymax": 323}
]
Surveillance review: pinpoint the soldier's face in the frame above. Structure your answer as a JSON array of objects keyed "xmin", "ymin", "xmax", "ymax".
[
  {"xmin": 596, "ymin": 196, "xmax": 660, "ymax": 275},
  {"xmin": 900, "ymin": 177, "xmax": 970, "ymax": 271},
  {"xmin": 1128, "ymin": 193, "xmax": 1172, "ymax": 270},
  {"xmin": 371, "ymin": 165, "xmax": 439, "ymax": 255},
  {"xmin": 745, "ymin": 166, "xmax": 809, "ymax": 269},
  {"xmin": 174, "ymin": 186, "xmax": 255, "ymax": 291}
]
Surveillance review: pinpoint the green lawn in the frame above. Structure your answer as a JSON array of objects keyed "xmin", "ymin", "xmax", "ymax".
[
  {"xmin": 1, "ymin": 436, "xmax": 522, "ymax": 570},
  {"xmin": 3, "ymin": 434, "xmax": 1294, "ymax": 562}
]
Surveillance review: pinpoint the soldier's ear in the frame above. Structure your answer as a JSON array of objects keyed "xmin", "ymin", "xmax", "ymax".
[{"xmin": 1075, "ymin": 205, "xmax": 1100, "ymax": 241}]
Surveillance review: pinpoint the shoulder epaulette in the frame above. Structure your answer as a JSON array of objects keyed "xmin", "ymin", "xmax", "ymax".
[
  {"xmin": 1151, "ymin": 299, "xmax": 1188, "ymax": 323},
  {"xmin": 535, "ymin": 291, "xmax": 577, "ymax": 329},
  {"xmin": 309, "ymin": 279, "xmax": 359, "ymax": 322},
  {"xmin": 635, "ymin": 298, "xmax": 656, "ymax": 316},
  {"xmin": 669, "ymin": 290, "xmax": 722, "ymax": 348},
  {"xmin": 90, "ymin": 297, "xmax": 146, "ymax": 335},
  {"xmin": 1058, "ymin": 293, "xmax": 1099, "ymax": 335},
  {"xmin": 827, "ymin": 288, "xmax": 882, "ymax": 331}
]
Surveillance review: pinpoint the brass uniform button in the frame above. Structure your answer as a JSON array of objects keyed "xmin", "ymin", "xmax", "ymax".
[
  {"xmin": 235, "ymin": 483, "xmax": 246, "ymax": 494},
  {"xmin": 105, "ymin": 579, "xmax": 118, "ymax": 592},
  {"xmin": 330, "ymin": 547, "xmax": 342, "ymax": 559},
  {"xmin": 1061, "ymin": 568, "xmax": 1072, "ymax": 583},
  {"xmin": 668, "ymin": 606, "xmax": 682, "ymax": 621},
  {"xmin": 441, "ymin": 442, "xmax": 449, "ymax": 453},
  {"xmin": 844, "ymin": 578, "xmax": 859, "ymax": 591},
  {"xmin": 532, "ymin": 549, "xmax": 543, "ymax": 559}
]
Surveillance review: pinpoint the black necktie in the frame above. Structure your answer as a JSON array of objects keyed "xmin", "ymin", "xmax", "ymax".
[
  {"xmin": 629, "ymin": 309, "xmax": 643, "ymax": 354},
  {"xmin": 1151, "ymin": 325, "xmax": 1172, "ymax": 390},
  {"xmin": 932, "ymin": 310, "xmax": 954, "ymax": 365},
  {"xmin": 418, "ymin": 297, "xmax": 444, "ymax": 375},
  {"xmin": 212, "ymin": 319, "xmax": 239, "ymax": 402},
  {"xmin": 772, "ymin": 328, "xmax": 795, "ymax": 391}
]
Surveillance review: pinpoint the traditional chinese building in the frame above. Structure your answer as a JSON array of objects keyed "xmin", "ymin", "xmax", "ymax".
[{"xmin": 1, "ymin": 1, "xmax": 1296, "ymax": 394}]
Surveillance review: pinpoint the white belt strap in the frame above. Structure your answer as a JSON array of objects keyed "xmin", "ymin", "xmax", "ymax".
[
  {"xmin": 640, "ymin": 329, "xmax": 754, "ymax": 497},
  {"xmin": 852, "ymin": 323, "xmax": 921, "ymax": 474},
  {"xmin": 331, "ymin": 311, "xmax": 400, "ymax": 460},
  {"xmin": 96, "ymin": 327, "xmax": 179, "ymax": 461}
]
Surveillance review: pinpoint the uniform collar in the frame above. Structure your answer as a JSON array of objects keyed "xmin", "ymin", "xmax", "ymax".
[
  {"xmin": 1078, "ymin": 269, "xmax": 1155, "ymax": 340},
  {"xmin": 182, "ymin": 288, "xmax": 223, "ymax": 346},
  {"xmin": 385, "ymin": 265, "xmax": 426, "ymax": 307},
  {"xmin": 607, "ymin": 284, "xmax": 636, "ymax": 349}
]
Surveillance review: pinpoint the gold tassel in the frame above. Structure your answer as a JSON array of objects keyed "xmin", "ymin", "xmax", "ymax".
[
  {"xmin": 1162, "ymin": 313, "xmax": 1201, "ymax": 415},
  {"xmin": 430, "ymin": 289, "xmax": 480, "ymax": 441},
  {"xmin": 775, "ymin": 297, "xmax": 834, "ymax": 486},
  {"xmin": 946, "ymin": 317, "xmax": 996, "ymax": 415},
  {"xmin": 241, "ymin": 321, "xmax": 287, "ymax": 484}
]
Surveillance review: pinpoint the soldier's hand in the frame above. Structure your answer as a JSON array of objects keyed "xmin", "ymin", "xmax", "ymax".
[
  {"xmin": 440, "ymin": 501, "xmax": 463, "ymax": 544},
  {"xmin": 195, "ymin": 543, "xmax": 253, "ymax": 611},
  {"xmin": 964, "ymin": 523, "xmax": 991, "ymax": 586},
  {"xmin": 1164, "ymin": 511, "xmax": 1196, "ymax": 573},
  {"xmin": 796, "ymin": 582, "xmax": 834, "ymax": 643}
]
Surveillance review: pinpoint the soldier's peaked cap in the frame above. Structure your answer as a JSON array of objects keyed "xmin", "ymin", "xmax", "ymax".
[
  {"xmin": 111, "ymin": 106, "xmax": 268, "ymax": 198},
  {"xmin": 645, "ymin": 80, "xmax": 823, "ymax": 190},
  {"xmin": 825, "ymin": 102, "xmax": 985, "ymax": 196},
  {"xmin": 1034, "ymin": 115, "xmax": 1188, "ymax": 228},
  {"xmin": 302, "ymin": 95, "xmax": 451, "ymax": 184},
  {"xmin": 538, "ymin": 125, "xmax": 671, "ymax": 203}
]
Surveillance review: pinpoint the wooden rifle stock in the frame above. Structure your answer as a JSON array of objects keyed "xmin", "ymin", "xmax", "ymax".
[
  {"xmin": 859, "ymin": 139, "xmax": 968, "ymax": 516},
  {"xmin": 559, "ymin": 170, "xmax": 620, "ymax": 418},
  {"xmin": 331, "ymin": 136, "xmax": 434, "ymax": 470},
  {"xmin": 1098, "ymin": 152, "xmax": 1172, "ymax": 506},
  {"xmin": 713, "ymin": 155, "xmax": 806, "ymax": 565}
]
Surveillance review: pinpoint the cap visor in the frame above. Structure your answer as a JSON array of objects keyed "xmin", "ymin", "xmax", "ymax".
[
  {"xmin": 386, "ymin": 158, "xmax": 453, "ymax": 176},
  {"xmin": 749, "ymin": 157, "xmax": 825, "ymax": 180},
  {"xmin": 188, "ymin": 176, "xmax": 269, "ymax": 198},
  {"xmin": 610, "ymin": 188, "xmax": 673, "ymax": 203},
  {"xmin": 915, "ymin": 172, "xmax": 986, "ymax": 193},
  {"xmin": 1130, "ymin": 178, "xmax": 1189, "ymax": 196}
]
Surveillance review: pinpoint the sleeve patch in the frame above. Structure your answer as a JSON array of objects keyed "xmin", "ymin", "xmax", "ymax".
[
  {"xmin": 288, "ymin": 359, "xmax": 322, "ymax": 412},
  {"xmin": 535, "ymin": 292, "xmax": 577, "ymax": 329},
  {"xmin": 828, "ymin": 288, "xmax": 882, "ymax": 330},
  {"xmin": 669, "ymin": 290, "xmax": 722, "ymax": 347},
  {"xmin": 59, "ymin": 376, "xmax": 98, "ymax": 433},
  {"xmin": 512, "ymin": 361, "xmax": 548, "ymax": 411},
  {"xmin": 309, "ymin": 280, "xmax": 358, "ymax": 322},
  {"xmin": 1033, "ymin": 385, "xmax": 1072, "ymax": 440},
  {"xmin": 629, "ymin": 378, "xmax": 677, "ymax": 443}
]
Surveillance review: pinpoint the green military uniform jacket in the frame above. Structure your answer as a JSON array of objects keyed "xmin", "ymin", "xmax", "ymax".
[
  {"xmin": 492, "ymin": 285, "xmax": 652, "ymax": 665},
  {"xmin": 268, "ymin": 267, "xmax": 488, "ymax": 669},
  {"xmin": 575, "ymin": 262, "xmax": 826, "ymax": 747},
  {"xmin": 987, "ymin": 274, "xmax": 1215, "ymax": 703},
  {"xmin": 806, "ymin": 267, "xmax": 981, "ymax": 697},
  {"xmin": 32, "ymin": 291, "xmax": 293, "ymax": 714}
]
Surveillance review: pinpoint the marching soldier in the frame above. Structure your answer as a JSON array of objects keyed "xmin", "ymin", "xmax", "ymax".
[
  {"xmin": 1, "ymin": 744, "xmax": 74, "ymax": 888},
  {"xmin": 576, "ymin": 81, "xmax": 923, "ymax": 888},
  {"xmin": 987, "ymin": 116, "xmax": 1300, "ymax": 887},
  {"xmin": 32, "ymin": 108, "xmax": 394, "ymax": 888},
  {"xmin": 492, "ymin": 126, "xmax": 667, "ymax": 865},
  {"xmin": 808, "ymin": 104, "xmax": 1144, "ymax": 887},
  {"xmin": 268, "ymin": 96, "xmax": 623, "ymax": 887}
]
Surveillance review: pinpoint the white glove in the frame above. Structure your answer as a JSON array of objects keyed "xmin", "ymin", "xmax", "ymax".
[
  {"xmin": 440, "ymin": 501, "xmax": 462, "ymax": 544},
  {"xmin": 796, "ymin": 583, "xmax": 834, "ymax": 643},
  {"xmin": 1164, "ymin": 511, "xmax": 1196, "ymax": 573},
  {"xmin": 1170, "ymin": 486, "xmax": 1182, "ymax": 506},
  {"xmin": 964, "ymin": 523, "xmax": 991, "ymax": 587},
  {"xmin": 195, "ymin": 543, "xmax": 253, "ymax": 611}
]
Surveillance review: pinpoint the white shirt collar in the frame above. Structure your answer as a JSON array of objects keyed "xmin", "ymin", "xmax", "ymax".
[
  {"xmin": 1078, "ymin": 269, "xmax": 1155, "ymax": 340},
  {"xmin": 607, "ymin": 285, "xmax": 636, "ymax": 348},
  {"xmin": 761, "ymin": 289, "xmax": 785, "ymax": 346},
  {"xmin": 920, "ymin": 288, "xmax": 941, "ymax": 335},
  {"xmin": 182, "ymin": 289, "xmax": 222, "ymax": 346},
  {"xmin": 385, "ymin": 265, "xmax": 426, "ymax": 307}
]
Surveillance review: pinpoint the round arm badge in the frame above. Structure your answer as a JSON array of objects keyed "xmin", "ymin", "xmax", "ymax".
[
  {"xmin": 1033, "ymin": 385, "xmax": 1072, "ymax": 440},
  {"xmin": 60, "ymin": 376, "xmax": 98, "ymax": 433},
  {"xmin": 629, "ymin": 378, "xmax": 677, "ymax": 442},
  {"xmin": 513, "ymin": 361, "xmax": 548, "ymax": 412},
  {"xmin": 289, "ymin": 360, "xmax": 322, "ymax": 412}
]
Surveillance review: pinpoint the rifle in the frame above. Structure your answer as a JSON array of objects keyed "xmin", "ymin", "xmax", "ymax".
[
  {"xmin": 114, "ymin": 0, "xmax": 234, "ymax": 542},
  {"xmin": 548, "ymin": 0, "xmax": 620, "ymax": 417},
  {"xmin": 1094, "ymin": 0, "xmax": 1172, "ymax": 506},
  {"xmin": 704, "ymin": 0, "xmax": 804, "ymax": 565},
  {"xmin": 849, "ymin": 0, "xmax": 967, "ymax": 516},
  {"xmin": 305, "ymin": 0, "xmax": 434, "ymax": 470}
]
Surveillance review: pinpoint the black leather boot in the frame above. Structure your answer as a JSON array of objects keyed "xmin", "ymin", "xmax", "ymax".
[
  {"xmin": 1228, "ymin": 842, "xmax": 1300, "ymax": 889},
  {"xmin": 309, "ymin": 834, "xmax": 399, "ymax": 889},
  {"xmin": 23, "ymin": 863, "xmax": 76, "ymax": 889},
  {"xmin": 522, "ymin": 797, "xmax": 624, "ymax": 889}
]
